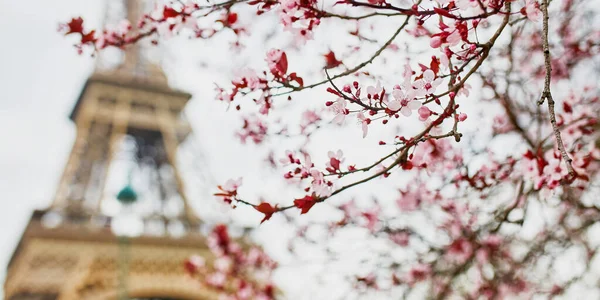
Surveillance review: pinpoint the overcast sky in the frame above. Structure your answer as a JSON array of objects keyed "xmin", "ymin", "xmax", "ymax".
[{"xmin": 0, "ymin": 0, "xmax": 107, "ymax": 290}]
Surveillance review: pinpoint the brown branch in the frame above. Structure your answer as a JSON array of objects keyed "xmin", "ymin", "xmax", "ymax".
[{"xmin": 537, "ymin": 0, "xmax": 575, "ymax": 179}]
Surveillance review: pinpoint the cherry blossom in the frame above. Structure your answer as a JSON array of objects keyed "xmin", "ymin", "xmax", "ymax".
[
  {"xmin": 237, "ymin": 115, "xmax": 268, "ymax": 144},
  {"xmin": 326, "ymin": 150, "xmax": 344, "ymax": 173},
  {"xmin": 388, "ymin": 88, "xmax": 421, "ymax": 116},
  {"xmin": 413, "ymin": 69, "xmax": 443, "ymax": 97},
  {"xmin": 365, "ymin": 81, "xmax": 383, "ymax": 101},
  {"xmin": 357, "ymin": 112, "xmax": 369, "ymax": 138},
  {"xmin": 406, "ymin": 264, "xmax": 432, "ymax": 286},
  {"xmin": 310, "ymin": 170, "xmax": 333, "ymax": 197},
  {"xmin": 361, "ymin": 205, "xmax": 381, "ymax": 232},
  {"xmin": 265, "ymin": 49, "xmax": 288, "ymax": 78},
  {"xmin": 522, "ymin": 0, "xmax": 541, "ymax": 22},
  {"xmin": 331, "ymin": 98, "xmax": 349, "ymax": 124},
  {"xmin": 215, "ymin": 178, "xmax": 242, "ymax": 204}
]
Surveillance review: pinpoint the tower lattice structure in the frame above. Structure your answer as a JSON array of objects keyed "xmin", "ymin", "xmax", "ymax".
[{"xmin": 4, "ymin": 1, "xmax": 221, "ymax": 299}]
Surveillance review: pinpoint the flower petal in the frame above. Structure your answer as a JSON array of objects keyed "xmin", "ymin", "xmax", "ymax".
[
  {"xmin": 388, "ymin": 100, "xmax": 402, "ymax": 111},
  {"xmin": 401, "ymin": 107, "xmax": 412, "ymax": 117},
  {"xmin": 392, "ymin": 89, "xmax": 404, "ymax": 101},
  {"xmin": 413, "ymin": 79, "xmax": 425, "ymax": 89},
  {"xmin": 424, "ymin": 69, "xmax": 435, "ymax": 82}
]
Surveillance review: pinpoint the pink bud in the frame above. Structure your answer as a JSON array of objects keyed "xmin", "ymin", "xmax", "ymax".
[{"xmin": 418, "ymin": 106, "xmax": 432, "ymax": 121}]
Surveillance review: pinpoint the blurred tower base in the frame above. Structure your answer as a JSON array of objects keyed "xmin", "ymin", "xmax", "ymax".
[{"xmin": 4, "ymin": 211, "xmax": 219, "ymax": 300}]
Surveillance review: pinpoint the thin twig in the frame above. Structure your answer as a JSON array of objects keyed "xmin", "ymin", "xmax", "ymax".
[{"xmin": 537, "ymin": 0, "xmax": 575, "ymax": 179}]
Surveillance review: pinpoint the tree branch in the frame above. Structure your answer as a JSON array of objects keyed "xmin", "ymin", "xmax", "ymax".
[{"xmin": 537, "ymin": 0, "xmax": 575, "ymax": 179}]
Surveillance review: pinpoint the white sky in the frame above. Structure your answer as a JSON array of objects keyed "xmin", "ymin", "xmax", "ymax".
[{"xmin": 0, "ymin": 0, "xmax": 108, "ymax": 290}]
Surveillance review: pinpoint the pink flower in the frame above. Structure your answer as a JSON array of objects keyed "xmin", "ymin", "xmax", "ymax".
[
  {"xmin": 279, "ymin": 150, "xmax": 300, "ymax": 166},
  {"xmin": 396, "ymin": 192, "xmax": 420, "ymax": 211},
  {"xmin": 310, "ymin": 169, "xmax": 332, "ymax": 197},
  {"xmin": 332, "ymin": 98, "xmax": 349, "ymax": 124},
  {"xmin": 224, "ymin": 178, "xmax": 243, "ymax": 191},
  {"xmin": 430, "ymin": 36, "xmax": 443, "ymax": 48},
  {"xmin": 265, "ymin": 49, "xmax": 288, "ymax": 78},
  {"xmin": 255, "ymin": 94, "xmax": 272, "ymax": 115},
  {"xmin": 184, "ymin": 255, "xmax": 205, "ymax": 274},
  {"xmin": 418, "ymin": 106, "xmax": 432, "ymax": 121},
  {"xmin": 432, "ymin": 23, "xmax": 462, "ymax": 49},
  {"xmin": 362, "ymin": 206, "xmax": 381, "ymax": 232},
  {"xmin": 406, "ymin": 264, "xmax": 431, "ymax": 285},
  {"xmin": 366, "ymin": 81, "xmax": 383, "ymax": 100},
  {"xmin": 447, "ymin": 238, "xmax": 473, "ymax": 263},
  {"xmin": 232, "ymin": 68, "xmax": 264, "ymax": 91},
  {"xmin": 523, "ymin": 0, "xmax": 541, "ymax": 22},
  {"xmin": 457, "ymin": 83, "xmax": 471, "ymax": 97},
  {"xmin": 389, "ymin": 231, "xmax": 410, "ymax": 246},
  {"xmin": 300, "ymin": 110, "xmax": 321, "ymax": 131},
  {"xmin": 326, "ymin": 150, "xmax": 344, "ymax": 173},
  {"xmin": 339, "ymin": 199, "xmax": 358, "ymax": 218},
  {"xmin": 237, "ymin": 115, "xmax": 268, "ymax": 144},
  {"xmin": 455, "ymin": 0, "xmax": 483, "ymax": 13},
  {"xmin": 214, "ymin": 256, "xmax": 233, "ymax": 272},
  {"xmin": 357, "ymin": 112, "xmax": 370, "ymax": 138},
  {"xmin": 492, "ymin": 114, "xmax": 513, "ymax": 134},
  {"xmin": 543, "ymin": 156, "xmax": 566, "ymax": 183},
  {"xmin": 206, "ymin": 272, "xmax": 227, "ymax": 288},
  {"xmin": 280, "ymin": 0, "xmax": 299, "ymax": 11},
  {"xmin": 290, "ymin": 27, "xmax": 314, "ymax": 45},
  {"xmin": 414, "ymin": 69, "xmax": 443, "ymax": 97},
  {"xmin": 402, "ymin": 64, "xmax": 414, "ymax": 88},
  {"xmin": 388, "ymin": 88, "xmax": 421, "ymax": 116},
  {"xmin": 300, "ymin": 153, "xmax": 314, "ymax": 178},
  {"xmin": 215, "ymin": 178, "xmax": 242, "ymax": 204}
]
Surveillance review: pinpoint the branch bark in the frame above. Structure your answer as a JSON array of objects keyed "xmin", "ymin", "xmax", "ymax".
[{"xmin": 537, "ymin": 0, "xmax": 575, "ymax": 179}]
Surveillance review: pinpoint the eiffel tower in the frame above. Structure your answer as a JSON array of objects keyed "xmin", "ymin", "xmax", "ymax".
[{"xmin": 4, "ymin": 1, "xmax": 221, "ymax": 299}]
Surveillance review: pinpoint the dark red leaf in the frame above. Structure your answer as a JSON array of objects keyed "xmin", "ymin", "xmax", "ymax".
[
  {"xmin": 163, "ymin": 6, "xmax": 180, "ymax": 19},
  {"xmin": 81, "ymin": 30, "xmax": 96, "ymax": 44},
  {"xmin": 255, "ymin": 202, "xmax": 278, "ymax": 223},
  {"xmin": 329, "ymin": 157, "xmax": 341, "ymax": 171},
  {"xmin": 278, "ymin": 52, "xmax": 289, "ymax": 75},
  {"xmin": 433, "ymin": 7, "xmax": 455, "ymax": 18},
  {"xmin": 65, "ymin": 17, "xmax": 84, "ymax": 35},
  {"xmin": 294, "ymin": 195, "xmax": 317, "ymax": 214},
  {"xmin": 289, "ymin": 72, "xmax": 304, "ymax": 87},
  {"xmin": 324, "ymin": 50, "xmax": 342, "ymax": 69},
  {"xmin": 430, "ymin": 56, "xmax": 440, "ymax": 75}
]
